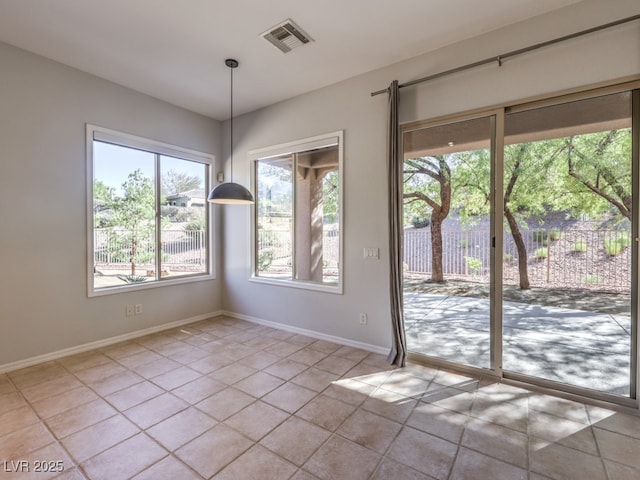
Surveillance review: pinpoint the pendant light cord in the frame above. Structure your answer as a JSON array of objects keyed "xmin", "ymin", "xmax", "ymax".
[{"xmin": 229, "ymin": 63, "xmax": 234, "ymax": 183}]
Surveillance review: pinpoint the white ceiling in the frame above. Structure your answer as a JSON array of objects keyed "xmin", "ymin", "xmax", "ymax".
[{"xmin": 0, "ymin": 0, "xmax": 584, "ymax": 120}]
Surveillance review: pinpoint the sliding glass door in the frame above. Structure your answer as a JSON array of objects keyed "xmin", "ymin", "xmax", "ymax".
[
  {"xmin": 502, "ymin": 91, "xmax": 635, "ymax": 397},
  {"xmin": 403, "ymin": 85, "xmax": 638, "ymax": 403},
  {"xmin": 403, "ymin": 115, "xmax": 495, "ymax": 369}
]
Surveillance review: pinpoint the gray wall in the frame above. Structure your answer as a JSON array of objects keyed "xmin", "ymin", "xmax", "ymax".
[
  {"xmin": 0, "ymin": 42, "xmax": 223, "ymax": 367},
  {"xmin": 221, "ymin": 0, "xmax": 640, "ymax": 351}
]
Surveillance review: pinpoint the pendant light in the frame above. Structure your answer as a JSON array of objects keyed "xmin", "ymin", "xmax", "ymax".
[{"xmin": 207, "ymin": 58, "xmax": 255, "ymax": 204}]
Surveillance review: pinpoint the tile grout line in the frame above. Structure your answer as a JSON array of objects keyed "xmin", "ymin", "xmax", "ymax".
[
  {"xmin": 19, "ymin": 360, "xmax": 92, "ymax": 479},
  {"xmin": 444, "ymin": 379, "xmax": 478, "ymax": 480},
  {"xmin": 47, "ymin": 345, "xmax": 207, "ymax": 478},
  {"xmin": 61, "ymin": 337, "xmax": 217, "ymax": 479},
  {"xmin": 368, "ymin": 370, "xmax": 439, "ymax": 480},
  {"xmin": 4, "ymin": 317, "xmax": 640, "ymax": 480}
]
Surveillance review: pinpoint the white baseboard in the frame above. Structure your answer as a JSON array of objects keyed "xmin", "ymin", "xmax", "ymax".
[
  {"xmin": 222, "ymin": 310, "xmax": 389, "ymax": 356},
  {"xmin": 0, "ymin": 311, "xmax": 224, "ymax": 374},
  {"xmin": 1, "ymin": 309, "xmax": 389, "ymax": 374}
]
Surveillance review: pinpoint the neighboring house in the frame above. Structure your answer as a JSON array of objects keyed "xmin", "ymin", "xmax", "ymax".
[{"xmin": 165, "ymin": 189, "xmax": 205, "ymax": 207}]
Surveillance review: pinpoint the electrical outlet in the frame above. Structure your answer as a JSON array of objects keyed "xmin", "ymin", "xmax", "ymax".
[
  {"xmin": 126, "ymin": 305, "xmax": 134, "ymax": 317},
  {"xmin": 359, "ymin": 313, "xmax": 368, "ymax": 325},
  {"xmin": 134, "ymin": 304, "xmax": 142, "ymax": 315}
]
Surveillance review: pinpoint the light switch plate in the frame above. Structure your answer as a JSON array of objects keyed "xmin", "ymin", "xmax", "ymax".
[{"xmin": 363, "ymin": 247, "xmax": 379, "ymax": 260}]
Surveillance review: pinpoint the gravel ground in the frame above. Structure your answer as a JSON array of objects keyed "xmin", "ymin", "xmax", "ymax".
[{"xmin": 404, "ymin": 277, "xmax": 630, "ymax": 316}]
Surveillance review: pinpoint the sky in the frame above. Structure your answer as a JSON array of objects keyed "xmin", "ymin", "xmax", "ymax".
[{"xmin": 93, "ymin": 140, "xmax": 206, "ymax": 196}]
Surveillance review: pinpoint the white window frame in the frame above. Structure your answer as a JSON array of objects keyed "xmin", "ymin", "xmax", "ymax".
[
  {"xmin": 86, "ymin": 124, "xmax": 215, "ymax": 297},
  {"xmin": 249, "ymin": 131, "xmax": 344, "ymax": 294}
]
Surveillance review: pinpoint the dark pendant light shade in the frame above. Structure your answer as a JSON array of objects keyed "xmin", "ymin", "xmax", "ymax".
[
  {"xmin": 207, "ymin": 181, "xmax": 254, "ymax": 204},
  {"xmin": 207, "ymin": 58, "xmax": 255, "ymax": 205}
]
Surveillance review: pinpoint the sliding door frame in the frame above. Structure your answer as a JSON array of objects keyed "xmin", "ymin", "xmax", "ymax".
[
  {"xmin": 402, "ymin": 78, "xmax": 640, "ymax": 408},
  {"xmin": 491, "ymin": 110, "xmax": 505, "ymax": 379},
  {"xmin": 403, "ymin": 108, "xmax": 504, "ymax": 380}
]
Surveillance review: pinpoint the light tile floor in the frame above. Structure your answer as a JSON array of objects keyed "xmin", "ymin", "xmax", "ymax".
[{"xmin": 1, "ymin": 316, "xmax": 639, "ymax": 479}]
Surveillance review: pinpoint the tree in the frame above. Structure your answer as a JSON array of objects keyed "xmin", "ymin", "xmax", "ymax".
[
  {"xmin": 565, "ymin": 129, "xmax": 632, "ymax": 220},
  {"xmin": 404, "ymin": 155, "xmax": 452, "ymax": 282},
  {"xmin": 322, "ymin": 170, "xmax": 340, "ymax": 224},
  {"xmin": 501, "ymin": 129, "xmax": 631, "ymax": 290},
  {"xmin": 257, "ymin": 161, "xmax": 293, "ymax": 220},
  {"xmin": 161, "ymin": 169, "xmax": 201, "ymax": 196},
  {"xmin": 106, "ymin": 169, "xmax": 156, "ymax": 276},
  {"xmin": 503, "ymin": 141, "xmax": 566, "ymax": 289},
  {"xmin": 401, "ymin": 125, "xmax": 632, "ymax": 291},
  {"xmin": 93, "ymin": 180, "xmax": 115, "ymax": 227},
  {"xmin": 451, "ymin": 149, "xmax": 491, "ymax": 221},
  {"xmin": 94, "ymin": 179, "xmax": 114, "ymax": 205},
  {"xmin": 504, "ymin": 144, "xmax": 532, "ymax": 289}
]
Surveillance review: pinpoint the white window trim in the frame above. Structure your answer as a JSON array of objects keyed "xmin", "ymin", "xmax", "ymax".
[
  {"xmin": 249, "ymin": 131, "xmax": 344, "ymax": 294},
  {"xmin": 86, "ymin": 124, "xmax": 215, "ymax": 297}
]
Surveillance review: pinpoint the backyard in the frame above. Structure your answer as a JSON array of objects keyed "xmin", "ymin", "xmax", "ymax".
[
  {"xmin": 401, "ymin": 95, "xmax": 634, "ymax": 397},
  {"xmin": 404, "ymin": 223, "xmax": 632, "ymax": 294},
  {"xmin": 93, "ymin": 226, "xmax": 207, "ymax": 288},
  {"xmin": 402, "ymin": 224, "xmax": 633, "ymax": 396}
]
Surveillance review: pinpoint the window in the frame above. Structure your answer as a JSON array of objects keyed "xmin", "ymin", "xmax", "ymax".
[
  {"xmin": 87, "ymin": 125, "xmax": 213, "ymax": 295},
  {"xmin": 251, "ymin": 132, "xmax": 343, "ymax": 293}
]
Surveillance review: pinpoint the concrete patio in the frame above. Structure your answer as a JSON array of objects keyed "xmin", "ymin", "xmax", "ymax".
[{"xmin": 404, "ymin": 291, "xmax": 632, "ymax": 396}]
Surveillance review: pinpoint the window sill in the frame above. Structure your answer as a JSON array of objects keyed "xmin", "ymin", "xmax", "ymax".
[
  {"xmin": 88, "ymin": 272, "xmax": 215, "ymax": 297},
  {"xmin": 249, "ymin": 275, "xmax": 343, "ymax": 295}
]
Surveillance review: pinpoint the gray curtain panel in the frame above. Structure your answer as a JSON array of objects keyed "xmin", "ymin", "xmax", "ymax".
[{"xmin": 386, "ymin": 80, "xmax": 407, "ymax": 367}]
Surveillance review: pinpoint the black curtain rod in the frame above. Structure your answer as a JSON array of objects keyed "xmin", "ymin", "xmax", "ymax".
[{"xmin": 371, "ymin": 13, "xmax": 640, "ymax": 97}]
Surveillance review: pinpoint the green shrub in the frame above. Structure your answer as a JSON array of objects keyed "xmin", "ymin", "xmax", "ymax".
[
  {"xmin": 464, "ymin": 256, "xmax": 482, "ymax": 277},
  {"xmin": 549, "ymin": 229, "xmax": 563, "ymax": 241},
  {"xmin": 603, "ymin": 232, "xmax": 630, "ymax": 256},
  {"xmin": 185, "ymin": 219, "xmax": 206, "ymax": 239},
  {"xmin": 532, "ymin": 230, "xmax": 546, "ymax": 243},
  {"xmin": 185, "ymin": 219, "xmax": 205, "ymax": 231},
  {"xmin": 459, "ymin": 239, "xmax": 469, "ymax": 249},
  {"xmin": 411, "ymin": 217, "xmax": 430, "ymax": 229},
  {"xmin": 503, "ymin": 252, "xmax": 513, "ymax": 262},
  {"xmin": 582, "ymin": 274, "xmax": 600, "ymax": 285},
  {"xmin": 160, "ymin": 205, "xmax": 180, "ymax": 221},
  {"xmin": 571, "ymin": 239, "xmax": 587, "ymax": 253},
  {"xmin": 534, "ymin": 247, "xmax": 548, "ymax": 259},
  {"xmin": 258, "ymin": 249, "xmax": 274, "ymax": 271},
  {"xmin": 176, "ymin": 209, "xmax": 194, "ymax": 222},
  {"xmin": 117, "ymin": 274, "xmax": 147, "ymax": 283},
  {"xmin": 616, "ymin": 232, "xmax": 631, "ymax": 248},
  {"xmin": 161, "ymin": 205, "xmax": 201, "ymax": 223},
  {"xmin": 604, "ymin": 238, "xmax": 622, "ymax": 256},
  {"xmin": 533, "ymin": 229, "xmax": 562, "ymax": 245}
]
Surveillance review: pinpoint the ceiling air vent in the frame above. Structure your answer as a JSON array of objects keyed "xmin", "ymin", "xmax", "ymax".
[{"xmin": 261, "ymin": 19, "xmax": 313, "ymax": 53}]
